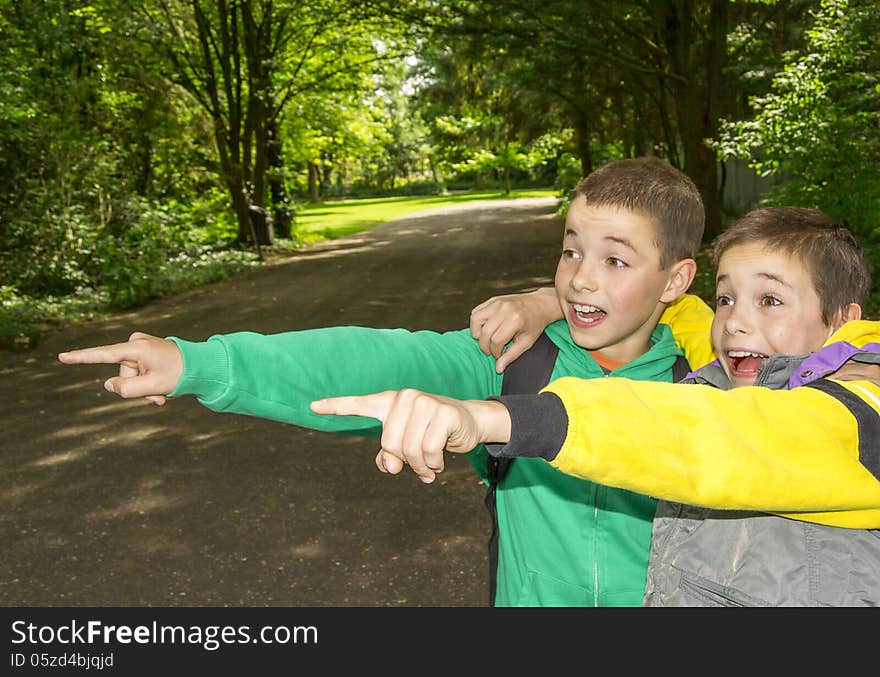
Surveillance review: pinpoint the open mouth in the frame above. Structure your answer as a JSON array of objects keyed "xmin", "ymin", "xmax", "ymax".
[
  {"xmin": 727, "ymin": 350, "xmax": 768, "ymax": 374},
  {"xmin": 571, "ymin": 302, "xmax": 606, "ymax": 325}
]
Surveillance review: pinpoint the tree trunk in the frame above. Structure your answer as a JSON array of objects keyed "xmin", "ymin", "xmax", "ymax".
[
  {"xmin": 658, "ymin": 0, "xmax": 727, "ymax": 240},
  {"xmin": 229, "ymin": 175, "xmax": 252, "ymax": 244},
  {"xmin": 242, "ymin": 0, "xmax": 268, "ymax": 209},
  {"xmin": 267, "ymin": 117, "xmax": 293, "ymax": 239},
  {"xmin": 135, "ymin": 127, "xmax": 153, "ymax": 195},
  {"xmin": 703, "ymin": 0, "xmax": 728, "ymax": 236},
  {"xmin": 321, "ymin": 158, "xmax": 332, "ymax": 196},
  {"xmin": 573, "ymin": 110, "xmax": 593, "ymax": 177},
  {"xmin": 677, "ymin": 0, "xmax": 727, "ymax": 239},
  {"xmin": 308, "ymin": 162, "xmax": 320, "ymax": 202},
  {"xmin": 684, "ymin": 135, "xmax": 722, "ymax": 239},
  {"xmin": 217, "ymin": 132, "xmax": 252, "ymax": 246}
]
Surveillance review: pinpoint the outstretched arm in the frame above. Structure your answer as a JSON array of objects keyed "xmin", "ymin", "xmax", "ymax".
[
  {"xmin": 493, "ymin": 375, "xmax": 880, "ymax": 528},
  {"xmin": 59, "ymin": 325, "xmax": 503, "ymax": 439},
  {"xmin": 313, "ymin": 367, "xmax": 880, "ymax": 528}
]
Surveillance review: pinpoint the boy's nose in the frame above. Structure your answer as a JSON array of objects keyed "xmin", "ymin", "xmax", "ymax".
[
  {"xmin": 570, "ymin": 263, "xmax": 598, "ymax": 292},
  {"xmin": 723, "ymin": 306, "xmax": 751, "ymax": 335}
]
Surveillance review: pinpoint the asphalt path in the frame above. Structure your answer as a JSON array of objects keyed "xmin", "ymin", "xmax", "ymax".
[{"xmin": 0, "ymin": 196, "xmax": 563, "ymax": 607}]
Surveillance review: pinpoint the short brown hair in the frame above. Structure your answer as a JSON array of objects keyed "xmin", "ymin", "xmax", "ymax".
[
  {"xmin": 712, "ymin": 207, "xmax": 870, "ymax": 325},
  {"xmin": 571, "ymin": 157, "xmax": 705, "ymax": 268}
]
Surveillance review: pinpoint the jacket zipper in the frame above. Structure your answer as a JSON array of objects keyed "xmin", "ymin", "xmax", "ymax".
[
  {"xmin": 593, "ymin": 371, "xmax": 610, "ymax": 606},
  {"xmin": 593, "ymin": 484, "xmax": 599, "ymax": 606}
]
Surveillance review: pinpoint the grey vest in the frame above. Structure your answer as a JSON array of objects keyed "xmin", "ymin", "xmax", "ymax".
[{"xmin": 644, "ymin": 353, "xmax": 880, "ymax": 607}]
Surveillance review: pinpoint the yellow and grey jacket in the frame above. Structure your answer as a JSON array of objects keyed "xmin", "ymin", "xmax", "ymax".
[{"xmin": 490, "ymin": 321, "xmax": 880, "ymax": 605}]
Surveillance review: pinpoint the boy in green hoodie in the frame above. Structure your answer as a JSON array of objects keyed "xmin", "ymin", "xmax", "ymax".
[{"xmin": 59, "ymin": 157, "xmax": 709, "ymax": 606}]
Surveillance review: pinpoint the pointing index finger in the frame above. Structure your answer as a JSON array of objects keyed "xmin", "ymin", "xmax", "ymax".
[
  {"xmin": 58, "ymin": 343, "xmax": 138, "ymax": 365},
  {"xmin": 309, "ymin": 391, "xmax": 394, "ymax": 421}
]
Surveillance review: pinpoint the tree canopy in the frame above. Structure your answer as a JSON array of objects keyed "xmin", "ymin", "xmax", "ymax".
[{"xmin": 2, "ymin": 0, "xmax": 879, "ymax": 348}]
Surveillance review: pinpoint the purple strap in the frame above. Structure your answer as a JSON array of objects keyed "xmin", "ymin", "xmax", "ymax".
[{"xmin": 789, "ymin": 342, "xmax": 880, "ymax": 388}]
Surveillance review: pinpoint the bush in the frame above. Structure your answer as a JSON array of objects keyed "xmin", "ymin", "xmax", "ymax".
[
  {"xmin": 0, "ymin": 192, "xmax": 259, "ymax": 349},
  {"xmin": 318, "ymin": 179, "xmax": 446, "ymax": 200},
  {"xmin": 0, "ymin": 285, "xmax": 108, "ymax": 351}
]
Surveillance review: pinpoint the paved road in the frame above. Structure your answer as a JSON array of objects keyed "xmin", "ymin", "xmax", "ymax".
[{"xmin": 0, "ymin": 197, "xmax": 563, "ymax": 607}]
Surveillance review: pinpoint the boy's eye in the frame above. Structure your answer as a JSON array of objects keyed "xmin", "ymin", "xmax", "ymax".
[
  {"xmin": 761, "ymin": 295, "xmax": 782, "ymax": 307},
  {"xmin": 606, "ymin": 257, "xmax": 627, "ymax": 269},
  {"xmin": 561, "ymin": 248, "xmax": 582, "ymax": 261},
  {"xmin": 716, "ymin": 294, "xmax": 733, "ymax": 307}
]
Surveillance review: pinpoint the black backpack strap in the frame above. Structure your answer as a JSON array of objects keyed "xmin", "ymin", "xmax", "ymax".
[
  {"xmin": 803, "ymin": 379, "xmax": 880, "ymax": 481},
  {"xmin": 486, "ymin": 331, "xmax": 559, "ymax": 605},
  {"xmin": 672, "ymin": 354, "xmax": 692, "ymax": 383}
]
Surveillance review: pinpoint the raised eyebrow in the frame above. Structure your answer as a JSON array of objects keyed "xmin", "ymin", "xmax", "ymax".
[
  {"xmin": 562, "ymin": 231, "xmax": 638, "ymax": 257},
  {"xmin": 715, "ymin": 272, "xmax": 793, "ymax": 291},
  {"xmin": 757, "ymin": 272, "xmax": 793, "ymax": 288},
  {"xmin": 604, "ymin": 235, "xmax": 638, "ymax": 253}
]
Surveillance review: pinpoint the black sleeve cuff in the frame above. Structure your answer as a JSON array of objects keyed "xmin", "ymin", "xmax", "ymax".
[{"xmin": 485, "ymin": 392, "xmax": 568, "ymax": 461}]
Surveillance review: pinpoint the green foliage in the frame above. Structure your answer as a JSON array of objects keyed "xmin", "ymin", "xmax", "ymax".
[
  {"xmin": 330, "ymin": 179, "xmax": 445, "ymax": 200},
  {"xmin": 554, "ymin": 153, "xmax": 583, "ymax": 198},
  {"xmin": 426, "ymin": 112, "xmax": 568, "ymax": 191},
  {"xmin": 90, "ymin": 198, "xmax": 256, "ymax": 309},
  {"xmin": 0, "ymin": 285, "xmax": 107, "ymax": 352},
  {"xmin": 716, "ymin": 0, "xmax": 880, "ymax": 313},
  {"xmin": 717, "ymin": 0, "xmax": 880, "ymax": 222},
  {"xmin": 0, "ymin": 191, "xmax": 257, "ymax": 350}
]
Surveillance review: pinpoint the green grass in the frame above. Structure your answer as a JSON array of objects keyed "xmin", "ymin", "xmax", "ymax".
[{"xmin": 291, "ymin": 188, "xmax": 558, "ymax": 244}]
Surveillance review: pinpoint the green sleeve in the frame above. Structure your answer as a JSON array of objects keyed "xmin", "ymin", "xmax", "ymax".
[{"xmin": 167, "ymin": 326, "xmax": 503, "ymax": 438}]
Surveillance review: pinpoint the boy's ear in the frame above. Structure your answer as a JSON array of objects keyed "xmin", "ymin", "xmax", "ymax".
[
  {"xmin": 828, "ymin": 302, "xmax": 862, "ymax": 336},
  {"xmin": 839, "ymin": 302, "xmax": 862, "ymax": 325},
  {"xmin": 659, "ymin": 258, "xmax": 697, "ymax": 303}
]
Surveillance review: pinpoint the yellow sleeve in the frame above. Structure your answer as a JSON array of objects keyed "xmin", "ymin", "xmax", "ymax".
[
  {"xmin": 659, "ymin": 293, "xmax": 716, "ymax": 370},
  {"xmin": 543, "ymin": 376, "xmax": 880, "ymax": 528}
]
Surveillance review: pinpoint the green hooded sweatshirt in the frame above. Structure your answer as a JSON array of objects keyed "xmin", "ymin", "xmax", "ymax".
[{"xmin": 169, "ymin": 319, "xmax": 685, "ymax": 606}]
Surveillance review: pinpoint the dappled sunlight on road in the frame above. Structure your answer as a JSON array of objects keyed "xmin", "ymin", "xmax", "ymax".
[
  {"xmin": 86, "ymin": 485, "xmax": 187, "ymax": 522},
  {"xmin": 187, "ymin": 430, "xmax": 234, "ymax": 445},
  {"xmin": 53, "ymin": 380, "xmax": 112, "ymax": 395},
  {"xmin": 282, "ymin": 242, "xmax": 388, "ymax": 261},
  {"xmin": 390, "ymin": 227, "xmax": 424, "ymax": 237},
  {"xmin": 86, "ymin": 424, "xmax": 168, "ymax": 445},
  {"xmin": 0, "ymin": 479, "xmax": 49, "ymax": 502},
  {"xmin": 30, "ymin": 449, "xmax": 90, "ymax": 467},
  {"xmin": 287, "ymin": 540, "xmax": 327, "ymax": 559},
  {"xmin": 42, "ymin": 421, "xmax": 129, "ymax": 442},
  {"xmin": 126, "ymin": 534, "xmax": 195, "ymax": 558},
  {"xmin": 52, "ymin": 399, "xmax": 161, "ymax": 417}
]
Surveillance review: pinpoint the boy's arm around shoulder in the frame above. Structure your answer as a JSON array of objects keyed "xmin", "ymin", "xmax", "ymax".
[
  {"xmin": 527, "ymin": 374, "xmax": 880, "ymax": 528},
  {"xmin": 659, "ymin": 293, "xmax": 716, "ymax": 370}
]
